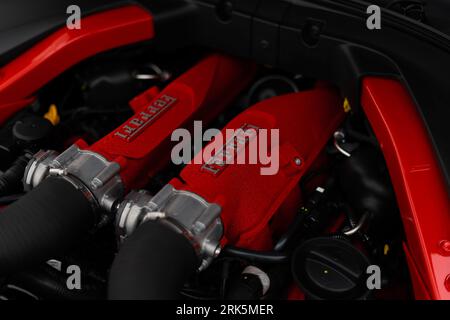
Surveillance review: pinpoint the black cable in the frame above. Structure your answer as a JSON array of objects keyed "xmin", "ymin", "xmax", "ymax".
[
  {"xmin": 274, "ymin": 207, "xmax": 308, "ymax": 252},
  {"xmin": 222, "ymin": 246, "xmax": 289, "ymax": 264},
  {"xmin": 220, "ymin": 260, "xmax": 231, "ymax": 299}
]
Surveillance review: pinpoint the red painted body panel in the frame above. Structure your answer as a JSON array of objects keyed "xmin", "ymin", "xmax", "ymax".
[
  {"xmin": 172, "ymin": 88, "xmax": 345, "ymax": 250},
  {"xmin": 0, "ymin": 5, "xmax": 154, "ymax": 124},
  {"xmin": 361, "ymin": 78, "xmax": 450, "ymax": 300}
]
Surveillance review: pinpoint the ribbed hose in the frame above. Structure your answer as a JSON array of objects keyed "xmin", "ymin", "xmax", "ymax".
[
  {"xmin": 108, "ymin": 221, "xmax": 198, "ymax": 300},
  {"xmin": 0, "ymin": 177, "xmax": 95, "ymax": 275},
  {"xmin": 8, "ymin": 266, "xmax": 103, "ymax": 300}
]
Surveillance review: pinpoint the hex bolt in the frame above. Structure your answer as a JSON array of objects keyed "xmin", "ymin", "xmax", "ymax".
[{"xmin": 193, "ymin": 221, "xmax": 206, "ymax": 235}]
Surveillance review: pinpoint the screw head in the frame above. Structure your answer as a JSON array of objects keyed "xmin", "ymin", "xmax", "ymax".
[
  {"xmin": 294, "ymin": 158, "xmax": 302, "ymax": 166},
  {"xmin": 193, "ymin": 221, "xmax": 206, "ymax": 234}
]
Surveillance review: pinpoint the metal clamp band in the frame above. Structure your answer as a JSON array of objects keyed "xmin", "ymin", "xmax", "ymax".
[
  {"xmin": 23, "ymin": 145, "xmax": 125, "ymax": 212},
  {"xmin": 116, "ymin": 185, "xmax": 224, "ymax": 271}
]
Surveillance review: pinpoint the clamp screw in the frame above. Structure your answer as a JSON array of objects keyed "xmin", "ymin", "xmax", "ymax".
[{"xmin": 49, "ymin": 168, "xmax": 67, "ymax": 176}]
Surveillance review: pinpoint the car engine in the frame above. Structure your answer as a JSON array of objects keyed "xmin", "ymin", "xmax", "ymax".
[{"xmin": 0, "ymin": 46, "xmax": 414, "ymax": 300}]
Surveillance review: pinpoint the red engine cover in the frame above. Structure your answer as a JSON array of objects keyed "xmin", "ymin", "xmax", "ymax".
[
  {"xmin": 80, "ymin": 54, "xmax": 256, "ymax": 191},
  {"xmin": 171, "ymin": 87, "xmax": 345, "ymax": 250}
]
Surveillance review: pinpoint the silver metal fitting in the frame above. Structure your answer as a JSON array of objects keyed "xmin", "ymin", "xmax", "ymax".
[
  {"xmin": 242, "ymin": 266, "xmax": 271, "ymax": 295},
  {"xmin": 24, "ymin": 145, "xmax": 124, "ymax": 212},
  {"xmin": 116, "ymin": 185, "xmax": 224, "ymax": 271},
  {"xmin": 333, "ymin": 130, "xmax": 352, "ymax": 158}
]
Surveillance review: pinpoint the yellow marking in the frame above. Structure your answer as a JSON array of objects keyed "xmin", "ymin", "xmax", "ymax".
[
  {"xmin": 44, "ymin": 104, "xmax": 60, "ymax": 126},
  {"xmin": 343, "ymin": 98, "xmax": 352, "ymax": 113}
]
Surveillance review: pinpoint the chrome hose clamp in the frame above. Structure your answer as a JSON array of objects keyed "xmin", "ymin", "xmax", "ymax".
[
  {"xmin": 116, "ymin": 185, "xmax": 224, "ymax": 271},
  {"xmin": 24, "ymin": 144, "xmax": 125, "ymax": 212}
]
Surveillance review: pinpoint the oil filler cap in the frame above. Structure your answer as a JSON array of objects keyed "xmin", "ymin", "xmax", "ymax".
[
  {"xmin": 291, "ymin": 237, "xmax": 371, "ymax": 300},
  {"xmin": 13, "ymin": 116, "xmax": 53, "ymax": 145}
]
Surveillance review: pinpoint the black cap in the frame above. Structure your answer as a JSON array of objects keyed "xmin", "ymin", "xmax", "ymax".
[
  {"xmin": 12, "ymin": 116, "xmax": 52, "ymax": 144},
  {"xmin": 292, "ymin": 237, "xmax": 371, "ymax": 300}
]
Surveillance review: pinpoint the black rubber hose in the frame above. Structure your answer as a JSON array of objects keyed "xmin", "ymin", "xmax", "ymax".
[
  {"xmin": 0, "ymin": 177, "xmax": 95, "ymax": 275},
  {"xmin": 108, "ymin": 221, "xmax": 198, "ymax": 300},
  {"xmin": 0, "ymin": 155, "xmax": 30, "ymax": 196},
  {"xmin": 8, "ymin": 266, "xmax": 104, "ymax": 300},
  {"xmin": 223, "ymin": 246, "xmax": 289, "ymax": 264}
]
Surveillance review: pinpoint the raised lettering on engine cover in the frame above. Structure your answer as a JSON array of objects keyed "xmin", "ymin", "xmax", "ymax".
[{"xmin": 114, "ymin": 95, "xmax": 177, "ymax": 142}]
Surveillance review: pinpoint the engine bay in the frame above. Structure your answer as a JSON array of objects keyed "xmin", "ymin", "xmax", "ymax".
[{"xmin": 0, "ymin": 47, "xmax": 414, "ymax": 300}]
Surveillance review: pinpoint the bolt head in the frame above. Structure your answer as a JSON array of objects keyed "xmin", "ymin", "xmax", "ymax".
[
  {"xmin": 193, "ymin": 221, "xmax": 206, "ymax": 234},
  {"xmin": 294, "ymin": 158, "xmax": 302, "ymax": 166}
]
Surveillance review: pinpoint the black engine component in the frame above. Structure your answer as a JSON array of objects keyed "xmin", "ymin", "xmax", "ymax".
[
  {"xmin": 79, "ymin": 62, "xmax": 170, "ymax": 108},
  {"xmin": 0, "ymin": 155, "xmax": 30, "ymax": 196},
  {"xmin": 3, "ymin": 265, "xmax": 103, "ymax": 300},
  {"xmin": 225, "ymin": 269, "xmax": 264, "ymax": 300},
  {"xmin": 108, "ymin": 221, "xmax": 198, "ymax": 300},
  {"xmin": 336, "ymin": 146, "xmax": 398, "ymax": 237},
  {"xmin": 291, "ymin": 237, "xmax": 371, "ymax": 300},
  {"xmin": 224, "ymin": 264, "xmax": 289, "ymax": 300},
  {"xmin": 247, "ymin": 75, "xmax": 300, "ymax": 105},
  {"xmin": 0, "ymin": 177, "xmax": 95, "ymax": 275},
  {"xmin": 12, "ymin": 116, "xmax": 53, "ymax": 149}
]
